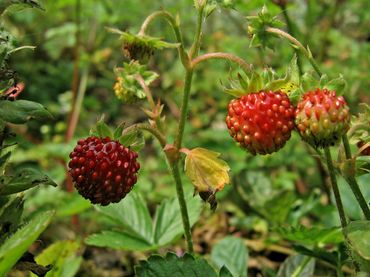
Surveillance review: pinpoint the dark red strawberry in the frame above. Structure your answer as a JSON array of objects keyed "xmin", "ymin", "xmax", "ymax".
[
  {"xmin": 68, "ymin": 136, "xmax": 140, "ymax": 206},
  {"xmin": 226, "ymin": 90, "xmax": 295, "ymax": 155},
  {"xmin": 295, "ymin": 88, "xmax": 350, "ymax": 148}
]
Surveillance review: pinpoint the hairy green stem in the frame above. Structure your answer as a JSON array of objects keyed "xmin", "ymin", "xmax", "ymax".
[
  {"xmin": 266, "ymin": 27, "xmax": 322, "ymax": 77},
  {"xmin": 139, "ymin": 10, "xmax": 189, "ymax": 68},
  {"xmin": 174, "ymin": 70, "xmax": 194, "ymax": 150},
  {"xmin": 191, "ymin": 52, "xmax": 252, "ymax": 73},
  {"xmin": 169, "ymin": 7, "xmax": 205, "ymax": 253},
  {"xmin": 324, "ymin": 147, "xmax": 347, "ymax": 229},
  {"xmin": 122, "ymin": 123, "xmax": 166, "ymax": 148},
  {"xmin": 168, "ymin": 161, "xmax": 194, "ymax": 253},
  {"xmin": 341, "ymin": 134, "xmax": 370, "ymax": 219},
  {"xmin": 268, "ymin": 23, "xmax": 370, "ymax": 220},
  {"xmin": 189, "ymin": 5, "xmax": 204, "ymax": 58},
  {"xmin": 280, "ymin": 8, "xmax": 303, "ymax": 75}
]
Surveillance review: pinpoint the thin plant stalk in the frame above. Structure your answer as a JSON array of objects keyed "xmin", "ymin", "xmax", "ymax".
[
  {"xmin": 191, "ymin": 52, "xmax": 252, "ymax": 73},
  {"xmin": 324, "ymin": 147, "xmax": 347, "ymax": 229},
  {"xmin": 269, "ymin": 25, "xmax": 370, "ymax": 220},
  {"xmin": 341, "ymin": 134, "xmax": 370, "ymax": 219},
  {"xmin": 265, "ymin": 27, "xmax": 322, "ymax": 77}
]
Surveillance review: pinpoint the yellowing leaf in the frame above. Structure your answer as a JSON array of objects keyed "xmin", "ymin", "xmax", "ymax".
[{"xmin": 184, "ymin": 148, "xmax": 230, "ymax": 210}]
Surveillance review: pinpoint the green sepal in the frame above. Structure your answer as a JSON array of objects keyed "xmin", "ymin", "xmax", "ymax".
[
  {"xmin": 246, "ymin": 5, "xmax": 285, "ymax": 49},
  {"xmin": 119, "ymin": 129, "xmax": 145, "ymax": 152},
  {"xmin": 113, "ymin": 61, "xmax": 158, "ymax": 104},
  {"xmin": 223, "ymin": 56, "xmax": 301, "ymax": 100},
  {"xmin": 95, "ymin": 117, "xmax": 113, "ymax": 138},
  {"xmin": 107, "ymin": 29, "xmax": 179, "ymax": 63},
  {"xmin": 323, "ymin": 75, "xmax": 346, "ymax": 95},
  {"xmin": 135, "ymin": 252, "xmax": 232, "ymax": 277}
]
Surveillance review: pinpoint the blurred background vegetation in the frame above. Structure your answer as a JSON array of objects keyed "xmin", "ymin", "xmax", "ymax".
[{"xmin": 3, "ymin": 0, "xmax": 370, "ymax": 276}]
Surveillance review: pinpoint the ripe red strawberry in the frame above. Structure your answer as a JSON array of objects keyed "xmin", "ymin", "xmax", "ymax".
[
  {"xmin": 68, "ymin": 136, "xmax": 140, "ymax": 206},
  {"xmin": 295, "ymin": 88, "xmax": 350, "ymax": 148},
  {"xmin": 226, "ymin": 90, "xmax": 295, "ymax": 155}
]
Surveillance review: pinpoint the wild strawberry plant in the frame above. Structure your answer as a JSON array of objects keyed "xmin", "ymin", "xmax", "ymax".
[
  {"xmin": 61, "ymin": 1, "xmax": 370, "ymax": 275},
  {"xmin": 2, "ymin": 0, "xmax": 369, "ymax": 276}
]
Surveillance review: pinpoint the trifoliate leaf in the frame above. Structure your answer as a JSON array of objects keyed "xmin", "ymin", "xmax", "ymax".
[{"xmin": 184, "ymin": 148, "xmax": 230, "ymax": 210}]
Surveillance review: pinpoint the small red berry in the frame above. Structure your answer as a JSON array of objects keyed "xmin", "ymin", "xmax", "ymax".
[
  {"xmin": 226, "ymin": 90, "xmax": 295, "ymax": 155},
  {"xmin": 295, "ymin": 88, "xmax": 350, "ymax": 148},
  {"xmin": 68, "ymin": 136, "xmax": 140, "ymax": 206}
]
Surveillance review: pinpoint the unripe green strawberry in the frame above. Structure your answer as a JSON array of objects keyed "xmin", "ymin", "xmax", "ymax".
[
  {"xmin": 68, "ymin": 136, "xmax": 140, "ymax": 206},
  {"xmin": 226, "ymin": 90, "xmax": 295, "ymax": 155},
  {"xmin": 295, "ymin": 88, "xmax": 350, "ymax": 148}
]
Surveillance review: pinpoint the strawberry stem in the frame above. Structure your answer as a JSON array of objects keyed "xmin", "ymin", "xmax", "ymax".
[
  {"xmin": 138, "ymin": 10, "xmax": 189, "ymax": 69},
  {"xmin": 266, "ymin": 27, "xmax": 323, "ymax": 77},
  {"xmin": 122, "ymin": 123, "xmax": 166, "ymax": 148},
  {"xmin": 324, "ymin": 147, "xmax": 347, "ymax": 229},
  {"xmin": 341, "ymin": 134, "xmax": 370, "ymax": 219},
  {"xmin": 191, "ymin": 52, "xmax": 252, "ymax": 73}
]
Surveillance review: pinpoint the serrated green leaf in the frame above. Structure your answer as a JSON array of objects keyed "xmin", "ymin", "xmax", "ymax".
[
  {"xmin": 95, "ymin": 191, "xmax": 153, "ymax": 244},
  {"xmin": 345, "ymin": 221, "xmax": 370, "ymax": 260},
  {"xmin": 0, "ymin": 197, "xmax": 24, "ymax": 243},
  {"xmin": 56, "ymin": 194, "xmax": 91, "ymax": 217},
  {"xmin": 153, "ymin": 194, "xmax": 202, "ymax": 246},
  {"xmin": 277, "ymin": 255, "xmax": 315, "ymax": 277},
  {"xmin": 0, "ymin": 100, "xmax": 53, "ymax": 124},
  {"xmin": 247, "ymin": 72, "xmax": 263, "ymax": 92},
  {"xmin": 276, "ymin": 226, "xmax": 343, "ymax": 246},
  {"xmin": 0, "ymin": 151, "xmax": 11, "ymax": 168},
  {"xmin": 135, "ymin": 252, "xmax": 219, "ymax": 277},
  {"xmin": 293, "ymin": 244, "xmax": 344, "ymax": 266},
  {"xmin": 219, "ymin": 266, "xmax": 233, "ymax": 277},
  {"xmin": 211, "ymin": 236, "xmax": 248, "ymax": 277},
  {"xmin": 0, "ymin": 168, "xmax": 57, "ymax": 196},
  {"xmin": 119, "ymin": 129, "xmax": 145, "ymax": 151},
  {"xmin": 0, "ymin": 211, "xmax": 54, "ymax": 276},
  {"xmin": 264, "ymin": 190, "xmax": 296, "ymax": 224},
  {"xmin": 113, "ymin": 122, "xmax": 125, "ymax": 140},
  {"xmin": 85, "ymin": 230, "xmax": 153, "ymax": 251},
  {"xmin": 30, "ymin": 240, "xmax": 82, "ymax": 277}
]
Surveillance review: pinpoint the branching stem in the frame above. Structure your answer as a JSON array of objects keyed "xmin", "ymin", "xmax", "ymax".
[
  {"xmin": 191, "ymin": 52, "xmax": 252, "ymax": 73},
  {"xmin": 266, "ymin": 27, "xmax": 322, "ymax": 77},
  {"xmin": 324, "ymin": 147, "xmax": 347, "ymax": 229},
  {"xmin": 139, "ymin": 10, "xmax": 189, "ymax": 68}
]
